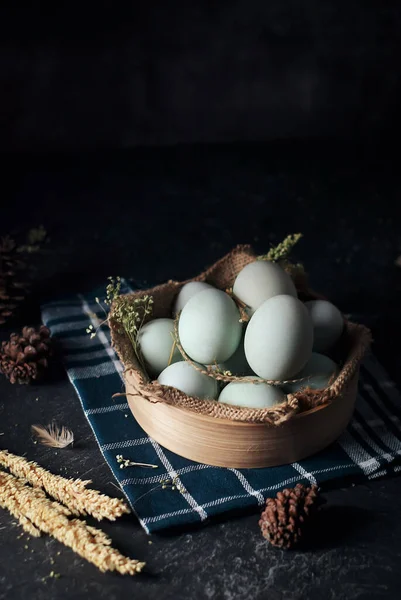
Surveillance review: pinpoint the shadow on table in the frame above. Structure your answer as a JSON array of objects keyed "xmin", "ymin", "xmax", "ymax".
[{"xmin": 303, "ymin": 504, "xmax": 373, "ymax": 551}]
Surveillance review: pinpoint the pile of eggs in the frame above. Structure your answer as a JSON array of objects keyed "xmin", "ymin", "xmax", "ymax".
[{"xmin": 137, "ymin": 260, "xmax": 344, "ymax": 410}]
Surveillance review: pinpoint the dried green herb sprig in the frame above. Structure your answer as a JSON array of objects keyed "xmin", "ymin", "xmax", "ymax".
[
  {"xmin": 85, "ymin": 277, "xmax": 154, "ymax": 371},
  {"xmin": 209, "ymin": 362, "xmax": 232, "ymax": 377},
  {"xmin": 106, "ymin": 278, "xmax": 154, "ymax": 371},
  {"xmin": 110, "ymin": 295, "xmax": 153, "ymax": 369},
  {"xmin": 105, "ymin": 276, "xmax": 122, "ymax": 306},
  {"xmin": 258, "ymin": 233, "xmax": 303, "ymax": 262}
]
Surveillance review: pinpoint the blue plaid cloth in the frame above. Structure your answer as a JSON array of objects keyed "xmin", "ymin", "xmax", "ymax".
[{"xmin": 41, "ymin": 282, "xmax": 401, "ymax": 533}]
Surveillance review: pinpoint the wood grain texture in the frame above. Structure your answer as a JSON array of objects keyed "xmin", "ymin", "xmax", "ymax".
[{"xmin": 125, "ymin": 369, "xmax": 359, "ymax": 468}]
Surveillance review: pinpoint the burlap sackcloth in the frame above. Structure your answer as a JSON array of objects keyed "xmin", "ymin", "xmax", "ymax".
[{"xmin": 110, "ymin": 245, "xmax": 371, "ymax": 425}]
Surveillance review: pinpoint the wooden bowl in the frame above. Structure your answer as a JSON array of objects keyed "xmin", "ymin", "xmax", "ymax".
[
  {"xmin": 111, "ymin": 245, "xmax": 371, "ymax": 469},
  {"xmin": 124, "ymin": 368, "xmax": 359, "ymax": 468}
]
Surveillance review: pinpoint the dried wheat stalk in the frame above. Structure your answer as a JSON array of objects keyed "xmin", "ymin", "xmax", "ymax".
[
  {"xmin": 0, "ymin": 450, "xmax": 129, "ymax": 521},
  {"xmin": 0, "ymin": 470, "xmax": 144, "ymax": 575}
]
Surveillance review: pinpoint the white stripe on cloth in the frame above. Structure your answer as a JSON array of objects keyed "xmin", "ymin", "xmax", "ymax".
[
  {"xmin": 61, "ymin": 334, "xmax": 110, "ymax": 350},
  {"xmin": 229, "ymin": 469, "xmax": 265, "ymax": 506},
  {"xmin": 349, "ymin": 420, "xmax": 393, "ymax": 463},
  {"xmin": 101, "ymin": 438, "xmax": 151, "ymax": 451},
  {"xmin": 352, "ymin": 419, "xmax": 401, "ymax": 459},
  {"xmin": 310, "ymin": 463, "xmax": 359, "ymax": 476},
  {"xmin": 356, "ymin": 377, "xmax": 401, "ymax": 456},
  {"xmin": 353, "ymin": 397, "xmax": 401, "ymax": 458},
  {"xmin": 368, "ymin": 469, "xmax": 391, "ymax": 480},
  {"xmin": 85, "ymin": 403, "xmax": 129, "ymax": 415},
  {"xmin": 43, "ymin": 302, "xmax": 107, "ymax": 322},
  {"xmin": 147, "ymin": 438, "xmax": 208, "ymax": 522},
  {"xmin": 353, "ymin": 416, "xmax": 399, "ymax": 429},
  {"xmin": 142, "ymin": 507, "xmax": 196, "ymax": 524},
  {"xmin": 48, "ymin": 319, "xmax": 91, "ymax": 334},
  {"xmin": 291, "ymin": 463, "xmax": 317, "ymax": 485},
  {"xmin": 42, "ymin": 299, "xmax": 84, "ymax": 309},
  {"xmin": 121, "ymin": 464, "xmax": 212, "ymax": 487},
  {"xmin": 65, "ymin": 348, "xmax": 110, "ymax": 363},
  {"xmin": 69, "ymin": 361, "xmax": 118, "ymax": 380},
  {"xmin": 42, "ymin": 305, "xmax": 88, "ymax": 322},
  {"xmin": 359, "ymin": 385, "xmax": 401, "ymax": 441},
  {"xmin": 362, "ymin": 381, "xmax": 398, "ymax": 392},
  {"xmin": 337, "ymin": 430, "xmax": 381, "ymax": 475}
]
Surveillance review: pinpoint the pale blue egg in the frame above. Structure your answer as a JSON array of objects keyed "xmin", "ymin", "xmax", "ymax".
[
  {"xmin": 173, "ymin": 281, "xmax": 214, "ymax": 316},
  {"xmin": 218, "ymin": 377, "xmax": 285, "ymax": 409},
  {"xmin": 138, "ymin": 318, "xmax": 181, "ymax": 377},
  {"xmin": 244, "ymin": 295, "xmax": 313, "ymax": 380},
  {"xmin": 305, "ymin": 300, "xmax": 344, "ymax": 353},
  {"xmin": 233, "ymin": 260, "xmax": 296, "ymax": 315},
  {"xmin": 283, "ymin": 352, "xmax": 338, "ymax": 393},
  {"xmin": 158, "ymin": 361, "xmax": 218, "ymax": 399},
  {"xmin": 178, "ymin": 289, "xmax": 242, "ymax": 364}
]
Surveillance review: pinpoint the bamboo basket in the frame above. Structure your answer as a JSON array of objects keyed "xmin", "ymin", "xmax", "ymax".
[{"xmin": 110, "ymin": 245, "xmax": 371, "ymax": 469}]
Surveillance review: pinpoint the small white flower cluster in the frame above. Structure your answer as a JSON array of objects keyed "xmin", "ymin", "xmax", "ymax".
[{"xmin": 115, "ymin": 455, "xmax": 158, "ymax": 470}]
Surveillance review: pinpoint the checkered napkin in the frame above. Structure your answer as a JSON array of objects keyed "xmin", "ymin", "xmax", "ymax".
[{"xmin": 41, "ymin": 282, "xmax": 401, "ymax": 533}]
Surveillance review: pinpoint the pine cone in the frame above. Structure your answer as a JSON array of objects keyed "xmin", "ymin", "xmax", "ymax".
[
  {"xmin": 0, "ymin": 325, "xmax": 52, "ymax": 384},
  {"xmin": 259, "ymin": 484, "xmax": 322, "ymax": 549}
]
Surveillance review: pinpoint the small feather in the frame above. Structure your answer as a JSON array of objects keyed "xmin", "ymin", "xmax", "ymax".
[{"xmin": 31, "ymin": 423, "xmax": 74, "ymax": 448}]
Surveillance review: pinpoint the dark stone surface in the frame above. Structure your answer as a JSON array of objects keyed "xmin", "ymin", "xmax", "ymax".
[
  {"xmin": 1, "ymin": 143, "xmax": 401, "ymax": 599},
  {"xmin": 1, "ymin": 2, "xmax": 401, "ymax": 150}
]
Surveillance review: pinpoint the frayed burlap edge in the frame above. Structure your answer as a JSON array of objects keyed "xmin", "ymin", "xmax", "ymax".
[{"xmin": 109, "ymin": 245, "xmax": 372, "ymax": 425}]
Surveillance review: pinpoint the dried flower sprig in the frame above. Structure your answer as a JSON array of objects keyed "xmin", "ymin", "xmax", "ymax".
[
  {"xmin": 116, "ymin": 454, "xmax": 158, "ymax": 470},
  {"xmin": 109, "ymin": 290, "xmax": 154, "ymax": 371},
  {"xmin": 133, "ymin": 476, "xmax": 187, "ymax": 507},
  {"xmin": 0, "ymin": 470, "xmax": 144, "ymax": 575},
  {"xmin": 208, "ymin": 362, "xmax": 233, "ymax": 377},
  {"xmin": 86, "ymin": 277, "xmax": 154, "ymax": 371},
  {"xmin": 161, "ymin": 476, "xmax": 186, "ymax": 493},
  {"xmin": 85, "ymin": 277, "xmax": 123, "ymax": 340},
  {"xmin": 0, "ymin": 450, "xmax": 130, "ymax": 521},
  {"xmin": 105, "ymin": 276, "xmax": 122, "ymax": 306},
  {"xmin": 31, "ymin": 423, "xmax": 74, "ymax": 448},
  {"xmin": 258, "ymin": 233, "xmax": 303, "ymax": 262}
]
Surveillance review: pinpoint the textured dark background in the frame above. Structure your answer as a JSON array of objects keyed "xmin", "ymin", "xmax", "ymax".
[
  {"xmin": 2, "ymin": 1, "xmax": 401, "ymax": 598},
  {"xmin": 1, "ymin": 1, "xmax": 401, "ymax": 151}
]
